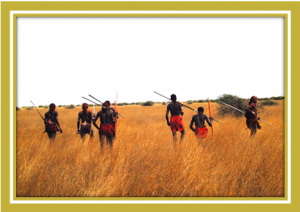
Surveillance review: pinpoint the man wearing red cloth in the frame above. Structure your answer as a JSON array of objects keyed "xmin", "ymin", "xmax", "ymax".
[
  {"xmin": 190, "ymin": 107, "xmax": 213, "ymax": 139},
  {"xmin": 166, "ymin": 94, "xmax": 185, "ymax": 143},
  {"xmin": 93, "ymin": 101, "xmax": 116, "ymax": 148},
  {"xmin": 44, "ymin": 103, "xmax": 62, "ymax": 140}
]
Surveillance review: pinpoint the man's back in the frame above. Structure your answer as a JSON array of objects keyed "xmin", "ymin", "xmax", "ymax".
[
  {"xmin": 166, "ymin": 102, "xmax": 182, "ymax": 116},
  {"xmin": 191, "ymin": 114, "xmax": 209, "ymax": 128},
  {"xmin": 78, "ymin": 110, "xmax": 92, "ymax": 124},
  {"xmin": 96, "ymin": 110, "xmax": 114, "ymax": 125},
  {"xmin": 45, "ymin": 111, "xmax": 58, "ymax": 122}
]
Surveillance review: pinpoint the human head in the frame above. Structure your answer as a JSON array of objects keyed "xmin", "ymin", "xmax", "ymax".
[
  {"xmin": 171, "ymin": 94, "xmax": 177, "ymax": 102},
  {"xmin": 250, "ymin": 96, "xmax": 258, "ymax": 104},
  {"xmin": 198, "ymin": 107, "xmax": 204, "ymax": 113},
  {"xmin": 82, "ymin": 103, "xmax": 88, "ymax": 110},
  {"xmin": 103, "ymin": 101, "xmax": 110, "ymax": 109},
  {"xmin": 49, "ymin": 103, "xmax": 56, "ymax": 111}
]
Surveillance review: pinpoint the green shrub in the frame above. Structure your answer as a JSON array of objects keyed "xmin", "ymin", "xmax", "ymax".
[
  {"xmin": 142, "ymin": 101, "xmax": 154, "ymax": 106},
  {"xmin": 25, "ymin": 107, "xmax": 33, "ymax": 110},
  {"xmin": 58, "ymin": 105, "xmax": 63, "ymax": 107},
  {"xmin": 162, "ymin": 102, "xmax": 166, "ymax": 105},
  {"xmin": 65, "ymin": 105, "xmax": 75, "ymax": 109},
  {"xmin": 44, "ymin": 106, "xmax": 49, "ymax": 108},
  {"xmin": 270, "ymin": 96, "xmax": 284, "ymax": 100},
  {"xmin": 38, "ymin": 105, "xmax": 44, "ymax": 108},
  {"xmin": 186, "ymin": 100, "xmax": 193, "ymax": 104},
  {"xmin": 217, "ymin": 94, "xmax": 247, "ymax": 117},
  {"xmin": 260, "ymin": 100, "xmax": 278, "ymax": 106},
  {"xmin": 118, "ymin": 103, "xmax": 124, "ymax": 106}
]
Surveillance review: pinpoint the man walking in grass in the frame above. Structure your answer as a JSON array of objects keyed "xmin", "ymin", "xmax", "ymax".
[
  {"xmin": 77, "ymin": 103, "xmax": 93, "ymax": 140},
  {"xmin": 93, "ymin": 101, "xmax": 116, "ymax": 148},
  {"xmin": 44, "ymin": 103, "xmax": 62, "ymax": 140},
  {"xmin": 190, "ymin": 107, "xmax": 213, "ymax": 139},
  {"xmin": 166, "ymin": 94, "xmax": 185, "ymax": 143},
  {"xmin": 245, "ymin": 96, "xmax": 261, "ymax": 136}
]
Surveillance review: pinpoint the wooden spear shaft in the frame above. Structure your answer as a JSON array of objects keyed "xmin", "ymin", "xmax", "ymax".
[{"xmin": 208, "ymin": 98, "xmax": 214, "ymax": 136}]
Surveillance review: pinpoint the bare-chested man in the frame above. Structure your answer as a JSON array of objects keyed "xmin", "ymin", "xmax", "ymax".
[
  {"xmin": 166, "ymin": 94, "xmax": 185, "ymax": 143},
  {"xmin": 190, "ymin": 107, "xmax": 213, "ymax": 139},
  {"xmin": 245, "ymin": 96, "xmax": 261, "ymax": 136},
  {"xmin": 93, "ymin": 101, "xmax": 116, "ymax": 148},
  {"xmin": 44, "ymin": 103, "xmax": 62, "ymax": 140},
  {"xmin": 77, "ymin": 103, "xmax": 93, "ymax": 140}
]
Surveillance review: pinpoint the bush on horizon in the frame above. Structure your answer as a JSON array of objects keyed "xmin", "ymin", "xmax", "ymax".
[
  {"xmin": 217, "ymin": 94, "xmax": 247, "ymax": 117},
  {"xmin": 142, "ymin": 101, "xmax": 154, "ymax": 106},
  {"xmin": 65, "ymin": 105, "xmax": 75, "ymax": 109},
  {"xmin": 260, "ymin": 100, "xmax": 278, "ymax": 106}
]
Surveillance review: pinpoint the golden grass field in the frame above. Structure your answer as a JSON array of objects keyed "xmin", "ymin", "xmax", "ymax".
[{"xmin": 16, "ymin": 101, "xmax": 284, "ymax": 197}]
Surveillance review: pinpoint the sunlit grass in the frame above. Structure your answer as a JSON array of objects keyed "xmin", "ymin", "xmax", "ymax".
[{"xmin": 16, "ymin": 101, "xmax": 284, "ymax": 197}]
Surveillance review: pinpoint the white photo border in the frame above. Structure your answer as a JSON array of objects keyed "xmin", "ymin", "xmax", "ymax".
[{"xmin": 10, "ymin": 10, "xmax": 291, "ymax": 204}]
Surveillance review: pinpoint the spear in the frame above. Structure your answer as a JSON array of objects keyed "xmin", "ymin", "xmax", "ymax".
[
  {"xmin": 154, "ymin": 91, "xmax": 223, "ymax": 124},
  {"xmin": 88, "ymin": 94, "xmax": 124, "ymax": 118},
  {"xmin": 82, "ymin": 96, "xmax": 124, "ymax": 118},
  {"xmin": 218, "ymin": 101, "xmax": 273, "ymax": 126},
  {"xmin": 30, "ymin": 100, "xmax": 62, "ymax": 133},
  {"xmin": 114, "ymin": 92, "xmax": 119, "ymax": 133},
  {"xmin": 208, "ymin": 98, "xmax": 214, "ymax": 136},
  {"xmin": 30, "ymin": 100, "xmax": 45, "ymax": 122}
]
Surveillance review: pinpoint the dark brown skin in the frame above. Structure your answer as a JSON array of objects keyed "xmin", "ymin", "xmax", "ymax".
[
  {"xmin": 165, "ymin": 101, "xmax": 184, "ymax": 125},
  {"xmin": 190, "ymin": 113, "xmax": 212, "ymax": 132},
  {"xmin": 77, "ymin": 110, "xmax": 92, "ymax": 131},
  {"xmin": 245, "ymin": 102, "xmax": 258, "ymax": 118},
  {"xmin": 44, "ymin": 109, "xmax": 62, "ymax": 139},
  {"xmin": 166, "ymin": 100, "xmax": 185, "ymax": 142},
  {"xmin": 93, "ymin": 108, "xmax": 115, "ymax": 129},
  {"xmin": 245, "ymin": 100, "xmax": 261, "ymax": 136},
  {"xmin": 93, "ymin": 107, "xmax": 116, "ymax": 148}
]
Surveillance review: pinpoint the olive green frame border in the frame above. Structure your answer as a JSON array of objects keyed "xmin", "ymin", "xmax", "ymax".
[{"xmin": 1, "ymin": 1, "xmax": 298, "ymax": 212}]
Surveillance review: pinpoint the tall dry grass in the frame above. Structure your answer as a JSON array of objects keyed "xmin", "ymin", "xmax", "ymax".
[{"xmin": 16, "ymin": 101, "xmax": 284, "ymax": 197}]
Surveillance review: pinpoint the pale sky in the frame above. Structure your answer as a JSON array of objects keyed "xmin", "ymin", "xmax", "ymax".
[{"xmin": 17, "ymin": 17, "xmax": 284, "ymax": 107}]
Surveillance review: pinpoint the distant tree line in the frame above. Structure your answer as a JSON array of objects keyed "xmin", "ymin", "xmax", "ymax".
[{"xmin": 18, "ymin": 96, "xmax": 284, "ymax": 109}]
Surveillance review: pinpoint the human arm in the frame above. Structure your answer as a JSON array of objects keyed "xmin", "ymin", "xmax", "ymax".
[
  {"xmin": 93, "ymin": 113, "xmax": 100, "ymax": 130},
  {"xmin": 245, "ymin": 103, "xmax": 256, "ymax": 115},
  {"xmin": 54, "ymin": 113, "xmax": 62, "ymax": 133},
  {"xmin": 165, "ymin": 105, "xmax": 170, "ymax": 126},
  {"xmin": 205, "ymin": 115, "xmax": 213, "ymax": 127},
  {"xmin": 44, "ymin": 113, "xmax": 47, "ymax": 124},
  {"xmin": 190, "ymin": 116, "xmax": 195, "ymax": 132},
  {"xmin": 77, "ymin": 113, "xmax": 81, "ymax": 131},
  {"xmin": 180, "ymin": 106, "xmax": 184, "ymax": 116}
]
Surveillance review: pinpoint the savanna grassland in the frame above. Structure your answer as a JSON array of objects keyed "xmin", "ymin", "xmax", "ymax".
[{"xmin": 16, "ymin": 101, "xmax": 284, "ymax": 197}]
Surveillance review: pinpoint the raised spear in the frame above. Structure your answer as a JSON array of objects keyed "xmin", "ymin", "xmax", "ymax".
[
  {"xmin": 88, "ymin": 94, "xmax": 124, "ymax": 118},
  {"xmin": 154, "ymin": 91, "xmax": 223, "ymax": 124},
  {"xmin": 208, "ymin": 98, "xmax": 214, "ymax": 136},
  {"xmin": 218, "ymin": 101, "xmax": 273, "ymax": 126},
  {"xmin": 30, "ymin": 100, "xmax": 45, "ymax": 122},
  {"xmin": 30, "ymin": 100, "xmax": 62, "ymax": 133},
  {"xmin": 82, "ymin": 96, "xmax": 124, "ymax": 118}
]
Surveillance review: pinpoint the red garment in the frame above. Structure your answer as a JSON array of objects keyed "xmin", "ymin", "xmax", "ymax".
[
  {"xmin": 170, "ymin": 115, "xmax": 184, "ymax": 132},
  {"xmin": 46, "ymin": 122, "xmax": 58, "ymax": 132},
  {"xmin": 195, "ymin": 126, "xmax": 208, "ymax": 138},
  {"xmin": 99, "ymin": 124, "xmax": 115, "ymax": 136}
]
